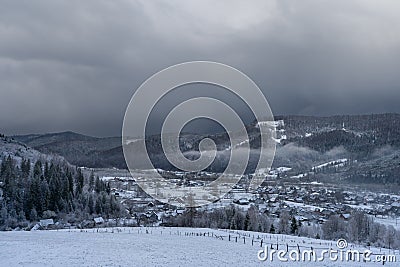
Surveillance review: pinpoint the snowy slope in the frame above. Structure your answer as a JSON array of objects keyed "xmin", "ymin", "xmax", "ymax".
[
  {"xmin": 0, "ymin": 227, "xmax": 398, "ymax": 267},
  {"xmin": 0, "ymin": 136, "xmax": 65, "ymax": 165}
]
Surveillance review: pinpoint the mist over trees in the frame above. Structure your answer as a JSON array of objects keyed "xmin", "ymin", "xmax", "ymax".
[{"xmin": 0, "ymin": 156, "xmax": 124, "ymax": 230}]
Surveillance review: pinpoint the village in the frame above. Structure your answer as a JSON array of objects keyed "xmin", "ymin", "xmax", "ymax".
[{"xmin": 86, "ymin": 167, "xmax": 400, "ymax": 229}]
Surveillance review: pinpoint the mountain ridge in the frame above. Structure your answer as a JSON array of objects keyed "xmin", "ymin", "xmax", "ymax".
[{"xmin": 8, "ymin": 113, "xmax": 400, "ymax": 185}]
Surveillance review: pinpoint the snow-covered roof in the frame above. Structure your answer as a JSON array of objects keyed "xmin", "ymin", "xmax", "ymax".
[
  {"xmin": 39, "ymin": 219, "xmax": 54, "ymax": 227},
  {"xmin": 391, "ymin": 202, "xmax": 400, "ymax": 208},
  {"xmin": 94, "ymin": 217, "xmax": 104, "ymax": 224},
  {"xmin": 257, "ymin": 120, "xmax": 284, "ymax": 128},
  {"xmin": 341, "ymin": 213, "xmax": 351, "ymax": 219}
]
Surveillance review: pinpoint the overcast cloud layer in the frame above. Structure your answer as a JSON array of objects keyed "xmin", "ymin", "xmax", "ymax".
[{"xmin": 1, "ymin": 0, "xmax": 400, "ymax": 136}]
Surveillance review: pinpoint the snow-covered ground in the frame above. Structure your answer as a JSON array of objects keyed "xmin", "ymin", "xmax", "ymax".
[
  {"xmin": 0, "ymin": 227, "xmax": 398, "ymax": 266},
  {"xmin": 0, "ymin": 137, "xmax": 64, "ymax": 166}
]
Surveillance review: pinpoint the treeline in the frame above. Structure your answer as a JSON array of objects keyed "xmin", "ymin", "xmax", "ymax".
[
  {"xmin": 167, "ymin": 205, "xmax": 400, "ymax": 249},
  {"xmin": 323, "ymin": 211, "xmax": 400, "ymax": 249},
  {"xmin": 167, "ymin": 205, "xmax": 272, "ymax": 232},
  {"xmin": 0, "ymin": 156, "xmax": 124, "ymax": 230},
  {"xmin": 282, "ymin": 114, "xmax": 400, "ymax": 142},
  {"xmin": 348, "ymin": 170, "xmax": 400, "ymax": 185},
  {"xmin": 286, "ymin": 113, "xmax": 400, "ymax": 156},
  {"xmin": 167, "ymin": 205, "xmax": 318, "ymax": 238}
]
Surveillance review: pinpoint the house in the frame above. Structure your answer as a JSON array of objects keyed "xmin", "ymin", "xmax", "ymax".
[
  {"xmin": 390, "ymin": 202, "xmax": 400, "ymax": 214},
  {"xmin": 39, "ymin": 219, "xmax": 54, "ymax": 228},
  {"xmin": 31, "ymin": 224, "xmax": 41, "ymax": 231},
  {"xmin": 139, "ymin": 211, "xmax": 158, "ymax": 226},
  {"xmin": 254, "ymin": 198, "xmax": 265, "ymax": 205},
  {"xmin": 340, "ymin": 213, "xmax": 351, "ymax": 220},
  {"xmin": 295, "ymin": 197, "xmax": 304, "ymax": 203},
  {"xmin": 321, "ymin": 209, "xmax": 335, "ymax": 217},
  {"xmin": 176, "ymin": 208, "xmax": 185, "ymax": 215},
  {"xmin": 80, "ymin": 220, "xmax": 95, "ymax": 228},
  {"xmin": 94, "ymin": 217, "xmax": 105, "ymax": 225},
  {"xmin": 234, "ymin": 198, "xmax": 250, "ymax": 205},
  {"xmin": 295, "ymin": 215, "xmax": 309, "ymax": 223}
]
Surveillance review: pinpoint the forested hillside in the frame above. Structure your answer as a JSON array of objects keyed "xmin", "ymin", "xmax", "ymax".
[{"xmin": 0, "ymin": 155, "xmax": 123, "ymax": 230}]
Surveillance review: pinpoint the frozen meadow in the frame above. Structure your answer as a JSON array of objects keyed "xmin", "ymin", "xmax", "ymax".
[{"xmin": 0, "ymin": 227, "xmax": 398, "ymax": 267}]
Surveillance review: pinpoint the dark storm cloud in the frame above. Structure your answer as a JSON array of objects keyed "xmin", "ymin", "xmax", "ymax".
[{"xmin": 0, "ymin": 0, "xmax": 399, "ymax": 136}]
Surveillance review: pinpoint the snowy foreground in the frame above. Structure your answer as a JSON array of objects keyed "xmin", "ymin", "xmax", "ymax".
[{"xmin": 0, "ymin": 227, "xmax": 398, "ymax": 267}]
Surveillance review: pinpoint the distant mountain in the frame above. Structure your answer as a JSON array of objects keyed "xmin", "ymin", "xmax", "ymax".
[
  {"xmin": 12, "ymin": 131, "xmax": 122, "ymax": 168},
  {"xmin": 14, "ymin": 131, "xmax": 97, "ymax": 147},
  {"xmin": 10, "ymin": 113, "xmax": 400, "ymax": 185}
]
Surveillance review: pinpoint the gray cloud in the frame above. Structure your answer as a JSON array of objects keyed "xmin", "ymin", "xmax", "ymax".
[{"xmin": 1, "ymin": 0, "xmax": 400, "ymax": 136}]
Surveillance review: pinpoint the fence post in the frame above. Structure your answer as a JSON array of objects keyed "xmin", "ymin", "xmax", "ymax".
[
  {"xmin": 229, "ymin": 235, "xmax": 231, "ymax": 241},
  {"xmin": 243, "ymin": 237, "xmax": 246, "ymax": 244},
  {"xmin": 260, "ymin": 239, "xmax": 263, "ymax": 247},
  {"xmin": 235, "ymin": 237, "xmax": 238, "ymax": 243}
]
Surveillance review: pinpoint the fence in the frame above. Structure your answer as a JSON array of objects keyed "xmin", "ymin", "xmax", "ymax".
[{"xmin": 67, "ymin": 227, "xmax": 399, "ymax": 265}]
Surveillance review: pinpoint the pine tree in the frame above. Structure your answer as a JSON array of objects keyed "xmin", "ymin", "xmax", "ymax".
[
  {"xmin": 106, "ymin": 182, "xmax": 111, "ymax": 194},
  {"xmin": 290, "ymin": 217, "xmax": 298, "ymax": 234},
  {"xmin": 44, "ymin": 162, "xmax": 49, "ymax": 180},
  {"xmin": 89, "ymin": 172, "xmax": 95, "ymax": 191},
  {"xmin": 67, "ymin": 171, "xmax": 74, "ymax": 195},
  {"xmin": 20, "ymin": 159, "xmax": 30, "ymax": 177},
  {"xmin": 95, "ymin": 196, "xmax": 102, "ymax": 214},
  {"xmin": 95, "ymin": 177, "xmax": 102, "ymax": 193},
  {"xmin": 87, "ymin": 194, "xmax": 94, "ymax": 214},
  {"xmin": 244, "ymin": 212, "xmax": 250, "ymax": 231},
  {"xmin": 33, "ymin": 161, "xmax": 42, "ymax": 179},
  {"xmin": 0, "ymin": 205, "xmax": 8, "ymax": 226},
  {"xmin": 2, "ymin": 156, "xmax": 16, "ymax": 201},
  {"xmin": 29, "ymin": 208, "xmax": 38, "ymax": 221},
  {"xmin": 75, "ymin": 169, "xmax": 84, "ymax": 195}
]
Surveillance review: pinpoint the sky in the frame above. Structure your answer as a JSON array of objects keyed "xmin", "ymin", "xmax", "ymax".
[{"xmin": 0, "ymin": 0, "xmax": 400, "ymax": 137}]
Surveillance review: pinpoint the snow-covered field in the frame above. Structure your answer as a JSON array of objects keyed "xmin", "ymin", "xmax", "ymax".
[{"xmin": 0, "ymin": 227, "xmax": 398, "ymax": 267}]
